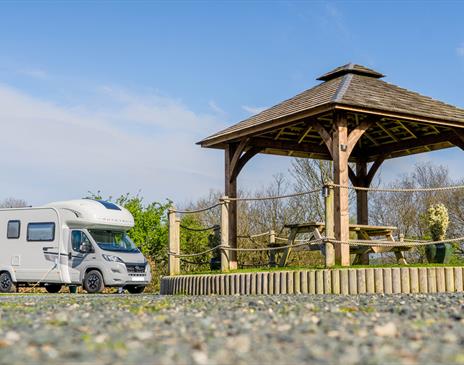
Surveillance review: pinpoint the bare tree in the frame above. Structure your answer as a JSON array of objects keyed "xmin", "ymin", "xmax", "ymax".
[
  {"xmin": 0, "ymin": 198, "xmax": 28, "ymax": 208},
  {"xmin": 290, "ymin": 159, "xmax": 332, "ymax": 222},
  {"xmin": 182, "ymin": 159, "xmax": 464, "ymax": 268}
]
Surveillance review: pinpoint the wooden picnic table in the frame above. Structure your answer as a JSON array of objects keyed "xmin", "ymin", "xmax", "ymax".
[{"xmin": 278, "ymin": 222, "xmax": 410, "ymax": 267}]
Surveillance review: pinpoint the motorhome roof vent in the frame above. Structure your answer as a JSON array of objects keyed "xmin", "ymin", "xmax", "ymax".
[{"xmin": 95, "ymin": 200, "xmax": 121, "ymax": 211}]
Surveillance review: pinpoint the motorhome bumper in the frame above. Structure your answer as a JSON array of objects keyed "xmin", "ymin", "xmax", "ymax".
[{"xmin": 102, "ymin": 262, "xmax": 151, "ymax": 286}]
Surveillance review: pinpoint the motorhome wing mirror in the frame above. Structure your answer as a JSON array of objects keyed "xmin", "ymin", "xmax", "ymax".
[{"xmin": 80, "ymin": 243, "xmax": 92, "ymax": 253}]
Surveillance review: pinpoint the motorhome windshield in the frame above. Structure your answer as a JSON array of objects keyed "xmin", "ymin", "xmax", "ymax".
[{"xmin": 89, "ymin": 230, "xmax": 139, "ymax": 253}]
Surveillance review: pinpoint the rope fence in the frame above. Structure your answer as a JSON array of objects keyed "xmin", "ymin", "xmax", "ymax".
[
  {"xmin": 329, "ymin": 183, "xmax": 464, "ymax": 193},
  {"xmin": 174, "ymin": 203, "xmax": 221, "ymax": 215},
  {"xmin": 168, "ymin": 182, "xmax": 464, "ymax": 275},
  {"xmin": 180, "ymin": 224, "xmax": 218, "ymax": 232},
  {"xmin": 169, "ymin": 236, "xmax": 464, "ymax": 259},
  {"xmin": 229, "ymin": 188, "xmax": 322, "ymax": 202}
]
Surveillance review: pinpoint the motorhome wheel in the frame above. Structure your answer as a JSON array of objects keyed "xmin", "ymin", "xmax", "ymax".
[
  {"xmin": 83, "ymin": 270, "xmax": 105, "ymax": 293},
  {"xmin": 126, "ymin": 285, "xmax": 146, "ymax": 294},
  {"xmin": 45, "ymin": 284, "xmax": 62, "ymax": 293},
  {"xmin": 0, "ymin": 272, "xmax": 13, "ymax": 293}
]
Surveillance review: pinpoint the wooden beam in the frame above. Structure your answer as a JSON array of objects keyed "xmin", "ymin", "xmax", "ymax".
[
  {"xmin": 274, "ymin": 128, "xmax": 286, "ymax": 140},
  {"xmin": 225, "ymin": 144, "xmax": 238, "ymax": 270},
  {"xmin": 229, "ymin": 139, "xmax": 249, "ymax": 183},
  {"xmin": 430, "ymin": 125, "xmax": 441, "ymax": 134},
  {"xmin": 348, "ymin": 165, "xmax": 358, "ymax": 186},
  {"xmin": 397, "ymin": 120, "xmax": 417, "ymax": 139},
  {"xmin": 363, "ymin": 131, "xmax": 380, "ymax": 146},
  {"xmin": 347, "ymin": 118, "xmax": 374, "ymax": 156},
  {"xmin": 200, "ymin": 104, "xmax": 333, "ymax": 147},
  {"xmin": 297, "ymin": 125, "xmax": 313, "ymax": 144},
  {"xmin": 313, "ymin": 120, "xmax": 333, "ymax": 154},
  {"xmin": 226, "ymin": 142, "xmax": 262, "ymax": 270},
  {"xmin": 376, "ymin": 121, "xmax": 399, "ymax": 142},
  {"xmin": 231, "ymin": 147, "xmax": 261, "ymax": 180},
  {"xmin": 451, "ymin": 137, "xmax": 464, "ymax": 150},
  {"xmin": 249, "ymin": 137, "xmax": 331, "ymax": 157},
  {"xmin": 332, "ymin": 111, "xmax": 350, "ymax": 266},
  {"xmin": 452, "ymin": 128, "xmax": 464, "ymax": 147},
  {"xmin": 334, "ymin": 104, "xmax": 464, "ymax": 131},
  {"xmin": 360, "ymin": 130, "xmax": 456, "ymax": 159},
  {"xmin": 366, "ymin": 156, "xmax": 385, "ymax": 186},
  {"xmin": 356, "ymin": 162, "xmax": 369, "ymax": 224}
]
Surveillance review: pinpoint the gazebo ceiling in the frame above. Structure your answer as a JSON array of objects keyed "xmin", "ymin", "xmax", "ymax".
[
  {"xmin": 199, "ymin": 63, "xmax": 464, "ymax": 162},
  {"xmin": 250, "ymin": 112, "xmax": 459, "ymax": 162}
]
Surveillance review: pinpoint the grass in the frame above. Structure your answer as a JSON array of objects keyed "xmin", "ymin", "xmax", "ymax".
[{"xmin": 174, "ymin": 262, "xmax": 464, "ymax": 276}]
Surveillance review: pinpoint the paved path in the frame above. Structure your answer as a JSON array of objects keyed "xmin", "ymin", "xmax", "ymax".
[{"xmin": 0, "ymin": 293, "xmax": 463, "ymax": 364}]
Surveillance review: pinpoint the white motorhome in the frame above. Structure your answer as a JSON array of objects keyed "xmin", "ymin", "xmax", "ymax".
[{"xmin": 0, "ymin": 199, "xmax": 151, "ymax": 294}]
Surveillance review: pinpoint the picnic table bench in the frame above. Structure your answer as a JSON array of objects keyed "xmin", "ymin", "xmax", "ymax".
[{"xmin": 277, "ymin": 222, "xmax": 411, "ymax": 267}]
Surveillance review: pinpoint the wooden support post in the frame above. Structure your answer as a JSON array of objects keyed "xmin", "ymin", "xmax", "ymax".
[
  {"xmin": 225, "ymin": 145, "xmax": 238, "ymax": 270},
  {"xmin": 168, "ymin": 207, "xmax": 180, "ymax": 276},
  {"xmin": 324, "ymin": 184, "xmax": 335, "ymax": 267},
  {"xmin": 395, "ymin": 234, "xmax": 408, "ymax": 265},
  {"xmin": 268, "ymin": 230, "xmax": 276, "ymax": 267},
  {"xmin": 356, "ymin": 162, "xmax": 369, "ymax": 225},
  {"xmin": 356, "ymin": 161, "xmax": 369, "ymax": 265},
  {"xmin": 220, "ymin": 196, "xmax": 230, "ymax": 272},
  {"xmin": 316, "ymin": 114, "xmax": 374, "ymax": 267},
  {"xmin": 333, "ymin": 112, "xmax": 350, "ymax": 266}
]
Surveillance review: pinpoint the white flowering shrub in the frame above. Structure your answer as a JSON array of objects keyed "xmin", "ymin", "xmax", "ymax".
[{"xmin": 427, "ymin": 203, "xmax": 449, "ymax": 241}]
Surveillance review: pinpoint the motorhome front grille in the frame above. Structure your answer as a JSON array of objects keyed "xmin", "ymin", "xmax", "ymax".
[{"xmin": 125, "ymin": 263, "xmax": 146, "ymax": 273}]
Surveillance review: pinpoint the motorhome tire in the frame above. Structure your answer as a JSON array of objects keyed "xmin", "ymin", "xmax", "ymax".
[
  {"xmin": 83, "ymin": 270, "xmax": 105, "ymax": 293},
  {"xmin": 45, "ymin": 284, "xmax": 62, "ymax": 293},
  {"xmin": 0, "ymin": 272, "xmax": 13, "ymax": 293},
  {"xmin": 126, "ymin": 285, "xmax": 146, "ymax": 294}
]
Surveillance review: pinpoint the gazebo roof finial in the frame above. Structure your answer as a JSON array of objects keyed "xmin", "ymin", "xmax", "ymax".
[{"xmin": 317, "ymin": 63, "xmax": 385, "ymax": 82}]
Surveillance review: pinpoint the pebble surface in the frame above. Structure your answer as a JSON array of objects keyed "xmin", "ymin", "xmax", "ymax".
[{"xmin": 0, "ymin": 293, "xmax": 463, "ymax": 364}]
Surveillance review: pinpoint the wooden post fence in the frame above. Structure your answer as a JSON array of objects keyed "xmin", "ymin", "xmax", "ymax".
[
  {"xmin": 268, "ymin": 229, "xmax": 276, "ymax": 267},
  {"xmin": 168, "ymin": 207, "xmax": 180, "ymax": 276},
  {"xmin": 220, "ymin": 196, "xmax": 230, "ymax": 272},
  {"xmin": 324, "ymin": 184, "xmax": 335, "ymax": 267}
]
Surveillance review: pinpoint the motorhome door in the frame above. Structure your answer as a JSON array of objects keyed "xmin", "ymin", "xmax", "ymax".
[{"xmin": 68, "ymin": 230, "xmax": 93, "ymax": 283}]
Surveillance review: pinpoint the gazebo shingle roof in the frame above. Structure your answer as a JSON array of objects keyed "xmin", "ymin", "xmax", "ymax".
[{"xmin": 199, "ymin": 63, "xmax": 464, "ymax": 147}]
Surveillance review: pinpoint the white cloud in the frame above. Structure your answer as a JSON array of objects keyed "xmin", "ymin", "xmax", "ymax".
[
  {"xmin": 242, "ymin": 105, "xmax": 267, "ymax": 115},
  {"xmin": 457, "ymin": 44, "xmax": 464, "ymax": 57},
  {"xmin": 0, "ymin": 83, "xmax": 227, "ymax": 205},
  {"xmin": 208, "ymin": 100, "xmax": 225, "ymax": 115}
]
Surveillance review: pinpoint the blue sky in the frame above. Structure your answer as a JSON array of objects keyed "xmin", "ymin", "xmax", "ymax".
[{"xmin": 0, "ymin": 1, "xmax": 463, "ymax": 205}]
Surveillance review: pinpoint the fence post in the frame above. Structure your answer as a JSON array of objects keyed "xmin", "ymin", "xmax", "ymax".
[
  {"xmin": 269, "ymin": 230, "xmax": 276, "ymax": 267},
  {"xmin": 168, "ymin": 207, "xmax": 180, "ymax": 276},
  {"xmin": 324, "ymin": 183, "xmax": 335, "ymax": 267},
  {"xmin": 220, "ymin": 196, "xmax": 230, "ymax": 272}
]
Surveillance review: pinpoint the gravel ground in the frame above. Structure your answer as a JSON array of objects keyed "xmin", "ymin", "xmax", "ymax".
[{"xmin": 0, "ymin": 293, "xmax": 463, "ymax": 365}]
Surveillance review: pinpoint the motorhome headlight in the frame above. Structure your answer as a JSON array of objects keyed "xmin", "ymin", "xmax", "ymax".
[{"xmin": 102, "ymin": 254, "xmax": 124, "ymax": 263}]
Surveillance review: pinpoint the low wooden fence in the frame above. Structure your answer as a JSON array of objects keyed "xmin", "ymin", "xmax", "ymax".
[{"xmin": 161, "ymin": 266, "xmax": 464, "ymax": 295}]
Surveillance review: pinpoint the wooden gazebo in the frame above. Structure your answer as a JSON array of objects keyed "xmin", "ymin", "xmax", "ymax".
[{"xmin": 198, "ymin": 63, "xmax": 464, "ymax": 268}]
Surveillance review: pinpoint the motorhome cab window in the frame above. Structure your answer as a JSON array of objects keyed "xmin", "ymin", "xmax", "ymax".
[
  {"xmin": 89, "ymin": 230, "xmax": 139, "ymax": 253},
  {"xmin": 7, "ymin": 220, "xmax": 20, "ymax": 239},
  {"xmin": 27, "ymin": 222, "xmax": 55, "ymax": 241},
  {"xmin": 71, "ymin": 231, "xmax": 92, "ymax": 251}
]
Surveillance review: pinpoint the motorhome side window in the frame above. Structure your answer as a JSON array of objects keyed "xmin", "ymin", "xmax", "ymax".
[
  {"xmin": 27, "ymin": 222, "xmax": 55, "ymax": 241},
  {"xmin": 7, "ymin": 220, "xmax": 20, "ymax": 239}
]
